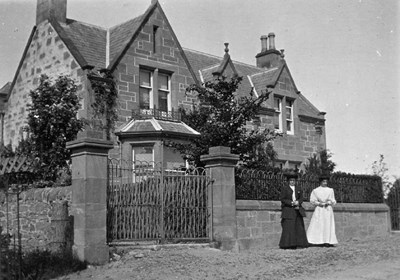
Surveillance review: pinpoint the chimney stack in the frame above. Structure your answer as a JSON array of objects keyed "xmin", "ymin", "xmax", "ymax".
[
  {"xmin": 268, "ymin": 33, "xmax": 276, "ymax": 50},
  {"xmin": 255, "ymin": 32, "xmax": 282, "ymax": 69},
  {"xmin": 260, "ymin": 35, "xmax": 268, "ymax": 52},
  {"xmin": 36, "ymin": 0, "xmax": 67, "ymax": 25}
]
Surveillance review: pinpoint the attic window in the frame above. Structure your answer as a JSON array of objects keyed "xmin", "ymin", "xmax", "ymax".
[
  {"xmin": 153, "ymin": 25, "xmax": 159, "ymax": 54},
  {"xmin": 286, "ymin": 99, "xmax": 294, "ymax": 134},
  {"xmin": 273, "ymin": 97, "xmax": 282, "ymax": 131}
]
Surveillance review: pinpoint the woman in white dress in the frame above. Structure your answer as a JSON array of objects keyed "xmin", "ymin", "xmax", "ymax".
[{"xmin": 306, "ymin": 175, "xmax": 338, "ymax": 246}]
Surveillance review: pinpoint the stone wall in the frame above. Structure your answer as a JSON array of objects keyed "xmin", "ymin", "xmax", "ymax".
[
  {"xmin": 0, "ymin": 186, "xmax": 72, "ymax": 251},
  {"xmin": 236, "ymin": 200, "xmax": 390, "ymax": 251}
]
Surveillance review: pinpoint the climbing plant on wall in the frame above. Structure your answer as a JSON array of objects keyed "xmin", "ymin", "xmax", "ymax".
[{"xmin": 88, "ymin": 69, "xmax": 118, "ymax": 140}]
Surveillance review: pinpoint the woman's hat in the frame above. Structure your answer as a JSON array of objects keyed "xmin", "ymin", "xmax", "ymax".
[
  {"xmin": 319, "ymin": 174, "xmax": 331, "ymax": 181},
  {"xmin": 284, "ymin": 172, "xmax": 299, "ymax": 179}
]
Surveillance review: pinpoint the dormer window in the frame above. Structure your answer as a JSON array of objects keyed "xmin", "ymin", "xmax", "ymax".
[
  {"xmin": 274, "ymin": 97, "xmax": 282, "ymax": 131},
  {"xmin": 286, "ymin": 99, "xmax": 294, "ymax": 134}
]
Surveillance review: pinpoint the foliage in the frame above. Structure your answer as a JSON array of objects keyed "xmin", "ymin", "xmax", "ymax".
[
  {"xmin": 0, "ymin": 143, "xmax": 14, "ymax": 157},
  {"xmin": 371, "ymin": 154, "xmax": 393, "ymax": 198},
  {"xmin": 21, "ymin": 74, "xmax": 86, "ymax": 182},
  {"xmin": 88, "ymin": 69, "xmax": 118, "ymax": 140},
  {"xmin": 18, "ymin": 249, "xmax": 86, "ymax": 280},
  {"xmin": 303, "ymin": 149, "xmax": 336, "ymax": 175},
  {"xmin": 169, "ymin": 76, "xmax": 279, "ymax": 168}
]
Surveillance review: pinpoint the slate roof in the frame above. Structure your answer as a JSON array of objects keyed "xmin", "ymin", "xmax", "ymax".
[
  {"xmin": 109, "ymin": 16, "xmax": 143, "ymax": 66},
  {"xmin": 61, "ymin": 19, "xmax": 107, "ymax": 69},
  {"xmin": 183, "ymin": 48, "xmax": 322, "ymax": 119},
  {"xmin": 117, "ymin": 118, "xmax": 200, "ymax": 137}
]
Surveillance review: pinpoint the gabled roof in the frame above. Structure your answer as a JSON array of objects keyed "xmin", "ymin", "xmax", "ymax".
[
  {"xmin": 183, "ymin": 48, "xmax": 323, "ymax": 120},
  {"xmin": 116, "ymin": 118, "xmax": 200, "ymax": 139},
  {"xmin": 107, "ymin": 1, "xmax": 198, "ymax": 84},
  {"xmin": 109, "ymin": 15, "xmax": 143, "ymax": 66}
]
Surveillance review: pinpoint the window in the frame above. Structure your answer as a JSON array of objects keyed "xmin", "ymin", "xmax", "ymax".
[
  {"xmin": 273, "ymin": 97, "xmax": 282, "ymax": 131},
  {"xmin": 132, "ymin": 146, "xmax": 154, "ymax": 162},
  {"xmin": 158, "ymin": 73, "xmax": 171, "ymax": 112},
  {"xmin": 286, "ymin": 99, "xmax": 294, "ymax": 134},
  {"xmin": 132, "ymin": 145, "xmax": 154, "ymax": 183},
  {"xmin": 139, "ymin": 69, "xmax": 171, "ymax": 113},
  {"xmin": 139, "ymin": 70, "xmax": 152, "ymax": 111}
]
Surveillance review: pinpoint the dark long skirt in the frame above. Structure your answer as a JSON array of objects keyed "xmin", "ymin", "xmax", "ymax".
[{"xmin": 279, "ymin": 211, "xmax": 309, "ymax": 249}]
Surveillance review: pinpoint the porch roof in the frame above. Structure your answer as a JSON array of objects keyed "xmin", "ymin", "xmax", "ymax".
[{"xmin": 115, "ymin": 118, "xmax": 200, "ymax": 138}]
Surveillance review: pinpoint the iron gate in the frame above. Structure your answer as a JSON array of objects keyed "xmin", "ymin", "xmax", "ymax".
[
  {"xmin": 387, "ymin": 186, "xmax": 400, "ymax": 230},
  {"xmin": 106, "ymin": 159, "xmax": 212, "ymax": 243}
]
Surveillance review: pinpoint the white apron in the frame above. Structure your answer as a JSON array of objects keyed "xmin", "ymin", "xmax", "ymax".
[{"xmin": 306, "ymin": 186, "xmax": 338, "ymax": 245}]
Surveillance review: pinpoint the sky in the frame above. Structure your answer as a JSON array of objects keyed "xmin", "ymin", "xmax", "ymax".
[{"xmin": 0, "ymin": 0, "xmax": 399, "ymax": 180}]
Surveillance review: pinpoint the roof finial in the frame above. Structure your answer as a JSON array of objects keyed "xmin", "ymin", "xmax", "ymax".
[{"xmin": 224, "ymin": 42, "xmax": 229, "ymax": 53}]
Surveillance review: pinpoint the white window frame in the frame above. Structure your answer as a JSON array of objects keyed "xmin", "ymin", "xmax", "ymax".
[
  {"xmin": 139, "ymin": 69, "xmax": 154, "ymax": 112},
  {"xmin": 158, "ymin": 72, "xmax": 171, "ymax": 113},
  {"xmin": 274, "ymin": 97, "xmax": 283, "ymax": 132},
  {"xmin": 286, "ymin": 99, "xmax": 294, "ymax": 135},
  {"xmin": 131, "ymin": 144, "xmax": 155, "ymax": 183}
]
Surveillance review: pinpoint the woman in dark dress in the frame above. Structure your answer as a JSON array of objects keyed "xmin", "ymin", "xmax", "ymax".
[{"xmin": 279, "ymin": 172, "xmax": 309, "ymax": 249}]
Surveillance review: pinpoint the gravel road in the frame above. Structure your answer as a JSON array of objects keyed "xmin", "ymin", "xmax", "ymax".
[{"xmin": 56, "ymin": 233, "xmax": 400, "ymax": 280}]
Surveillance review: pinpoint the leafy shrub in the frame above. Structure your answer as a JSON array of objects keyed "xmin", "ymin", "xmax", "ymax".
[{"xmin": 20, "ymin": 249, "xmax": 87, "ymax": 280}]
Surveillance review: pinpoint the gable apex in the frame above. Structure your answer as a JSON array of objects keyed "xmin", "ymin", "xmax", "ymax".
[
  {"xmin": 212, "ymin": 43, "xmax": 238, "ymax": 78},
  {"xmin": 275, "ymin": 63, "xmax": 299, "ymax": 94},
  {"xmin": 107, "ymin": 1, "xmax": 199, "ymax": 84}
]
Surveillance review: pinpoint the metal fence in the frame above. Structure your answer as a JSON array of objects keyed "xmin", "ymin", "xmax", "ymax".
[
  {"xmin": 107, "ymin": 159, "xmax": 211, "ymax": 243},
  {"xmin": 235, "ymin": 169, "xmax": 383, "ymax": 203},
  {"xmin": 387, "ymin": 186, "xmax": 400, "ymax": 230}
]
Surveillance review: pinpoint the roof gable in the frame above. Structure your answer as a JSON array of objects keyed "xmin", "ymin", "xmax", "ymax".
[
  {"xmin": 274, "ymin": 64, "xmax": 299, "ymax": 94},
  {"xmin": 107, "ymin": 1, "xmax": 198, "ymax": 83}
]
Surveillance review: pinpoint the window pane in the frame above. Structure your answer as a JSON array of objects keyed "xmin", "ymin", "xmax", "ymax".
[
  {"xmin": 133, "ymin": 146, "xmax": 153, "ymax": 162},
  {"xmin": 287, "ymin": 121, "xmax": 292, "ymax": 131},
  {"xmin": 286, "ymin": 109, "xmax": 292, "ymax": 120},
  {"xmin": 274, "ymin": 98, "xmax": 280, "ymax": 111},
  {"xmin": 159, "ymin": 91, "xmax": 168, "ymax": 112},
  {"xmin": 286, "ymin": 100, "xmax": 293, "ymax": 107},
  {"xmin": 139, "ymin": 88, "xmax": 150, "ymax": 109},
  {"xmin": 274, "ymin": 112, "xmax": 280, "ymax": 130},
  {"xmin": 140, "ymin": 70, "xmax": 151, "ymax": 87},
  {"xmin": 158, "ymin": 74, "xmax": 169, "ymax": 90}
]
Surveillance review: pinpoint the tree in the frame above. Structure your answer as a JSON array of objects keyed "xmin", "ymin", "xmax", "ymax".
[
  {"xmin": 304, "ymin": 149, "xmax": 336, "ymax": 175},
  {"xmin": 22, "ymin": 74, "xmax": 86, "ymax": 181},
  {"xmin": 371, "ymin": 154, "xmax": 393, "ymax": 198},
  {"xmin": 169, "ymin": 76, "xmax": 279, "ymax": 169}
]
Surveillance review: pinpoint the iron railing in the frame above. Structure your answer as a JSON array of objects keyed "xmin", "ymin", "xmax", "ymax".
[
  {"xmin": 235, "ymin": 169, "xmax": 383, "ymax": 203},
  {"xmin": 387, "ymin": 186, "xmax": 400, "ymax": 230},
  {"xmin": 131, "ymin": 108, "xmax": 181, "ymax": 122}
]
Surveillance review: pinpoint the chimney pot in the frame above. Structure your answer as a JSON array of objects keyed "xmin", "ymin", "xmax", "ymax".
[
  {"xmin": 36, "ymin": 0, "xmax": 67, "ymax": 25},
  {"xmin": 268, "ymin": 32, "xmax": 276, "ymax": 50},
  {"xmin": 260, "ymin": 35, "xmax": 268, "ymax": 52}
]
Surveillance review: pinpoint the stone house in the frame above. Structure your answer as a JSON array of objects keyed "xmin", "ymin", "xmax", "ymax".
[{"xmin": 0, "ymin": 0, "xmax": 326, "ymax": 170}]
